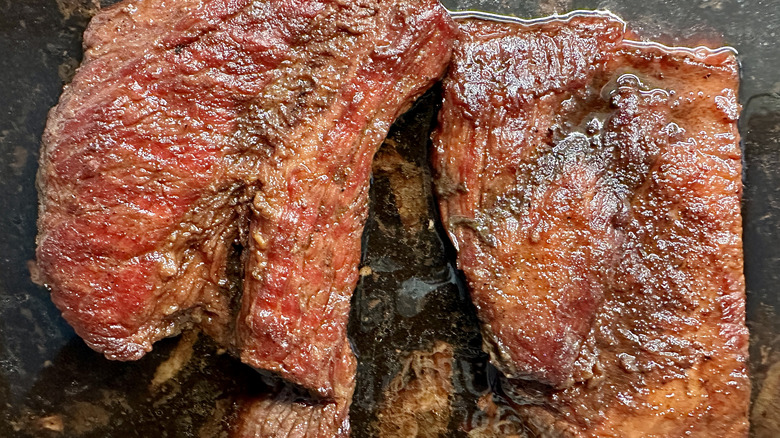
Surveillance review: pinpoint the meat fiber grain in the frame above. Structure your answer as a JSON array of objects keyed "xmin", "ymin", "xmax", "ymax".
[
  {"xmin": 36, "ymin": 0, "xmax": 455, "ymax": 433},
  {"xmin": 433, "ymin": 13, "xmax": 748, "ymax": 436}
]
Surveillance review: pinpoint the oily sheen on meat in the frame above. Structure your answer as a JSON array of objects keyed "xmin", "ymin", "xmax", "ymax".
[
  {"xmin": 433, "ymin": 13, "xmax": 749, "ymax": 436},
  {"xmin": 36, "ymin": 0, "xmax": 455, "ymax": 434}
]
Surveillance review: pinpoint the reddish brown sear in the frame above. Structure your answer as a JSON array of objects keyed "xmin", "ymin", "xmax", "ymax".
[
  {"xmin": 433, "ymin": 13, "xmax": 748, "ymax": 436},
  {"xmin": 36, "ymin": 0, "xmax": 455, "ymax": 434}
]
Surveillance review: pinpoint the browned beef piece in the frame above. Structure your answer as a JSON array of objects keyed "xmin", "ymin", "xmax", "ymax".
[
  {"xmin": 36, "ymin": 0, "xmax": 455, "ymax": 430},
  {"xmin": 433, "ymin": 14, "xmax": 748, "ymax": 436}
]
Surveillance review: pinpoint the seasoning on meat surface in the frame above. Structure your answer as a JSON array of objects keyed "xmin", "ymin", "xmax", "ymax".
[
  {"xmin": 36, "ymin": 0, "xmax": 455, "ymax": 433},
  {"xmin": 433, "ymin": 12, "xmax": 748, "ymax": 436}
]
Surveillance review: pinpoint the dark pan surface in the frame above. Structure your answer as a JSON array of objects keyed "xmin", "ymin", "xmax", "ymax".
[{"xmin": 1, "ymin": 0, "xmax": 778, "ymax": 436}]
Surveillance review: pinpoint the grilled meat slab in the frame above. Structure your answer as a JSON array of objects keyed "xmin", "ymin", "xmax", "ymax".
[
  {"xmin": 433, "ymin": 13, "xmax": 748, "ymax": 436},
  {"xmin": 35, "ymin": 0, "xmax": 455, "ymax": 427}
]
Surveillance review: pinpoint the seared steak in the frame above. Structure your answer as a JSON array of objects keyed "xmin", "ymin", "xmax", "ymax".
[
  {"xmin": 36, "ymin": 0, "xmax": 455, "ymax": 430},
  {"xmin": 433, "ymin": 13, "xmax": 748, "ymax": 435}
]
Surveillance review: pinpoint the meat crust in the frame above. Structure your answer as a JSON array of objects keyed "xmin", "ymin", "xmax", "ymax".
[
  {"xmin": 433, "ymin": 13, "xmax": 748, "ymax": 436},
  {"xmin": 36, "ymin": 0, "xmax": 455, "ymax": 430}
]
